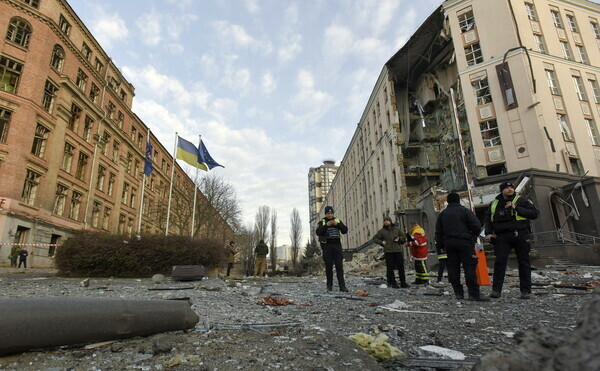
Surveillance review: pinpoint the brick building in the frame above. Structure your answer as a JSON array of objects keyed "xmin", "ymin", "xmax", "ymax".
[{"xmin": 0, "ymin": 0, "xmax": 233, "ymax": 267}]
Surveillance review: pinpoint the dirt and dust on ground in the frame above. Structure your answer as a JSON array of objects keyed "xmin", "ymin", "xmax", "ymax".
[{"xmin": 0, "ymin": 247, "xmax": 599, "ymax": 370}]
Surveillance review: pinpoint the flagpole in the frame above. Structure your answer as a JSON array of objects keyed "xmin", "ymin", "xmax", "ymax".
[
  {"xmin": 191, "ymin": 167, "xmax": 198, "ymax": 238},
  {"xmin": 165, "ymin": 132, "xmax": 178, "ymax": 236},
  {"xmin": 137, "ymin": 129, "xmax": 150, "ymax": 237}
]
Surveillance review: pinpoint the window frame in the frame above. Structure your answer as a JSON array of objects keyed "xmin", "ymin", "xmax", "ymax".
[
  {"xmin": 22, "ymin": 169, "xmax": 42, "ymax": 205},
  {"xmin": 0, "ymin": 107, "xmax": 11, "ymax": 143},
  {"xmin": 31, "ymin": 123, "xmax": 50, "ymax": 158},
  {"xmin": 465, "ymin": 42, "xmax": 483, "ymax": 66},
  {"xmin": 5, "ymin": 17, "xmax": 32, "ymax": 48}
]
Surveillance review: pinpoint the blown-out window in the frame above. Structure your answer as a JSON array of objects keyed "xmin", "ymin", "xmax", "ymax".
[{"xmin": 6, "ymin": 17, "xmax": 32, "ymax": 48}]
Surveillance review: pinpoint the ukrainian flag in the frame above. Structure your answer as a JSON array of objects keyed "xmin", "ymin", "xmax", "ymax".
[{"xmin": 176, "ymin": 136, "xmax": 207, "ymax": 170}]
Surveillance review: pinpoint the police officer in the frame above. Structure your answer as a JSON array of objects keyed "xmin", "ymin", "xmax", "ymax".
[
  {"xmin": 435, "ymin": 192, "xmax": 487, "ymax": 301},
  {"xmin": 315, "ymin": 206, "xmax": 348, "ymax": 292},
  {"xmin": 485, "ymin": 182, "xmax": 539, "ymax": 299}
]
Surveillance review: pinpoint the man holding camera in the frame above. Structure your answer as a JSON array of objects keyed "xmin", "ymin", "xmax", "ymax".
[{"xmin": 316, "ymin": 206, "xmax": 348, "ymax": 292}]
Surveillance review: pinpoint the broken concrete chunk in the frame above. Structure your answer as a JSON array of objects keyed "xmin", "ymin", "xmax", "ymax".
[
  {"xmin": 419, "ymin": 345, "xmax": 466, "ymax": 360},
  {"xmin": 0, "ymin": 297, "xmax": 199, "ymax": 356}
]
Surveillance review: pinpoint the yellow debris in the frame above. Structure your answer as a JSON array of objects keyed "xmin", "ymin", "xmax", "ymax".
[{"xmin": 348, "ymin": 333, "xmax": 404, "ymax": 361}]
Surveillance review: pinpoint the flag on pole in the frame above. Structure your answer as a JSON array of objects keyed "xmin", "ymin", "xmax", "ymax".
[
  {"xmin": 144, "ymin": 141, "xmax": 153, "ymax": 176},
  {"xmin": 176, "ymin": 136, "xmax": 207, "ymax": 170},
  {"xmin": 198, "ymin": 139, "xmax": 224, "ymax": 169}
]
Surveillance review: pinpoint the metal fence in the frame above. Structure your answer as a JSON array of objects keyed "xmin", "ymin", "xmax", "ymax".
[{"xmin": 530, "ymin": 230, "xmax": 600, "ymax": 246}]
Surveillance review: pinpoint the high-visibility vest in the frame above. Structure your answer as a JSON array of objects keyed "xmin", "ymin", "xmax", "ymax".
[
  {"xmin": 320, "ymin": 218, "xmax": 343, "ymax": 243},
  {"xmin": 490, "ymin": 195, "xmax": 527, "ymax": 222}
]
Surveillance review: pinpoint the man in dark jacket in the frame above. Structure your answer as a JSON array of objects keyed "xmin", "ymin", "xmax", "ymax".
[
  {"xmin": 315, "ymin": 206, "xmax": 348, "ymax": 292},
  {"xmin": 253, "ymin": 239, "xmax": 269, "ymax": 279},
  {"xmin": 18, "ymin": 247, "xmax": 28, "ymax": 269},
  {"xmin": 485, "ymin": 181, "xmax": 539, "ymax": 299},
  {"xmin": 435, "ymin": 192, "xmax": 487, "ymax": 301},
  {"xmin": 373, "ymin": 216, "xmax": 408, "ymax": 288}
]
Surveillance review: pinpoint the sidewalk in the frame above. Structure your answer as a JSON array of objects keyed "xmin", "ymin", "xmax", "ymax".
[{"xmin": 0, "ymin": 266, "xmax": 58, "ymax": 275}]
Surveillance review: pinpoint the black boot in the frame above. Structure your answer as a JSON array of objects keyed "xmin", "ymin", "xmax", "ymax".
[{"xmin": 339, "ymin": 285, "xmax": 349, "ymax": 292}]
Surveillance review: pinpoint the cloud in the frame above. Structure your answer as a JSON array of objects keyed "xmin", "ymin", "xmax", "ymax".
[
  {"xmin": 87, "ymin": 7, "xmax": 129, "ymax": 49},
  {"xmin": 213, "ymin": 20, "xmax": 274, "ymax": 54},
  {"xmin": 261, "ymin": 71, "xmax": 277, "ymax": 94},
  {"xmin": 278, "ymin": 32, "xmax": 302, "ymax": 62},
  {"xmin": 244, "ymin": 0, "xmax": 260, "ymax": 14},
  {"xmin": 135, "ymin": 10, "xmax": 197, "ymax": 50},
  {"xmin": 284, "ymin": 70, "xmax": 335, "ymax": 134}
]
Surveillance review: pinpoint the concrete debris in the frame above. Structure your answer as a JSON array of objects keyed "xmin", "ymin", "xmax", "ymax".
[
  {"xmin": 256, "ymin": 296, "xmax": 312, "ymax": 306},
  {"xmin": 79, "ymin": 278, "xmax": 90, "ymax": 287},
  {"xmin": 151, "ymin": 274, "xmax": 166, "ymax": 283},
  {"xmin": 419, "ymin": 345, "xmax": 466, "ymax": 360}
]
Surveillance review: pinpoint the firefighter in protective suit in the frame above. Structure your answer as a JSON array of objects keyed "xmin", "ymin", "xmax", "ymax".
[{"xmin": 484, "ymin": 181, "xmax": 539, "ymax": 299}]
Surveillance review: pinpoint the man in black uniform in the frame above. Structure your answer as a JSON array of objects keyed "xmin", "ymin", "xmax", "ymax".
[
  {"xmin": 435, "ymin": 192, "xmax": 487, "ymax": 301},
  {"xmin": 484, "ymin": 182, "xmax": 539, "ymax": 299},
  {"xmin": 315, "ymin": 206, "xmax": 349, "ymax": 292}
]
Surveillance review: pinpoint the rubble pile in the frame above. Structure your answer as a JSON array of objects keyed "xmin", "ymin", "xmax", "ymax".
[{"xmin": 0, "ymin": 261, "xmax": 598, "ymax": 370}]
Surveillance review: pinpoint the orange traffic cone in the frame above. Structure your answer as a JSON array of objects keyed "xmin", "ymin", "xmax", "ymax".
[{"xmin": 475, "ymin": 244, "xmax": 491, "ymax": 285}]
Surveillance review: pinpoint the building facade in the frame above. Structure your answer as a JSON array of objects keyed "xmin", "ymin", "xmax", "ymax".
[
  {"xmin": 0, "ymin": 0, "xmax": 233, "ymax": 267},
  {"xmin": 308, "ymin": 160, "xmax": 338, "ymax": 234},
  {"xmin": 322, "ymin": 0, "xmax": 600, "ymax": 251}
]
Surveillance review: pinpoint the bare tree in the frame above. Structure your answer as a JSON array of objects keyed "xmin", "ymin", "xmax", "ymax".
[
  {"xmin": 269, "ymin": 209, "xmax": 278, "ymax": 273},
  {"xmin": 194, "ymin": 172, "xmax": 243, "ymax": 233},
  {"xmin": 236, "ymin": 224, "xmax": 255, "ymax": 277},
  {"xmin": 254, "ymin": 206, "xmax": 270, "ymax": 244},
  {"xmin": 289, "ymin": 208, "xmax": 302, "ymax": 268}
]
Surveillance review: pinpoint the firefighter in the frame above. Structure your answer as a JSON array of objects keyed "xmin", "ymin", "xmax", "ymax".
[
  {"xmin": 484, "ymin": 182, "xmax": 539, "ymax": 299},
  {"xmin": 406, "ymin": 221, "xmax": 429, "ymax": 284}
]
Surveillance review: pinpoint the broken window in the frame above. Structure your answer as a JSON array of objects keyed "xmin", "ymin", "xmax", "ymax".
[
  {"xmin": 126, "ymin": 152, "xmax": 132, "ymax": 173},
  {"xmin": 96, "ymin": 165, "xmax": 106, "ymax": 191},
  {"xmin": 524, "ymin": 3, "xmax": 537, "ymax": 21},
  {"xmin": 102, "ymin": 207, "xmax": 111, "ymax": 230},
  {"xmin": 58, "ymin": 14, "xmax": 71, "ymax": 35},
  {"xmin": 61, "ymin": 142, "xmax": 74, "ymax": 172},
  {"xmin": 42, "ymin": 80, "xmax": 58, "ymax": 113},
  {"xmin": 465, "ymin": 43, "xmax": 483, "ymax": 66},
  {"xmin": 0, "ymin": 107, "xmax": 11, "ymax": 143},
  {"xmin": 572, "ymin": 76, "xmax": 587, "ymax": 101},
  {"xmin": 0, "ymin": 55, "xmax": 23, "ymax": 93},
  {"xmin": 6, "ymin": 17, "xmax": 32, "ymax": 48},
  {"xmin": 117, "ymin": 111, "xmax": 124, "ymax": 129},
  {"xmin": 69, "ymin": 191, "xmax": 82, "ymax": 220},
  {"xmin": 458, "ymin": 9, "xmax": 475, "ymax": 32},
  {"xmin": 94, "ymin": 57, "xmax": 103, "ymax": 74},
  {"xmin": 22, "ymin": 169, "xmax": 41, "ymax": 205},
  {"xmin": 90, "ymin": 83, "xmax": 99, "ymax": 104},
  {"xmin": 585, "ymin": 119, "xmax": 599, "ymax": 146},
  {"xmin": 120, "ymin": 89, "xmax": 127, "ymax": 102},
  {"xmin": 570, "ymin": 158, "xmax": 584, "ymax": 175},
  {"xmin": 53, "ymin": 183, "xmax": 68, "ymax": 215},
  {"xmin": 82, "ymin": 116, "xmax": 93, "ymax": 142},
  {"xmin": 68, "ymin": 103, "xmax": 81, "ymax": 132},
  {"xmin": 118, "ymin": 214, "xmax": 126, "ymax": 234},
  {"xmin": 100, "ymin": 131, "xmax": 111, "ymax": 156},
  {"xmin": 81, "ymin": 42, "xmax": 92, "ymax": 60},
  {"xmin": 557, "ymin": 114, "xmax": 574, "ymax": 142},
  {"xmin": 49, "ymin": 44, "xmax": 65, "ymax": 72},
  {"xmin": 76, "ymin": 69, "xmax": 87, "ymax": 91},
  {"xmin": 480, "ymin": 119, "xmax": 502, "ymax": 148},
  {"xmin": 472, "ymin": 77, "xmax": 492, "ymax": 106},
  {"xmin": 31, "ymin": 123, "xmax": 49, "ymax": 158},
  {"xmin": 107, "ymin": 172, "xmax": 116, "ymax": 197},
  {"xmin": 122, "ymin": 183, "xmax": 130, "ymax": 205},
  {"xmin": 75, "ymin": 152, "xmax": 88, "ymax": 180},
  {"xmin": 551, "ymin": 10, "xmax": 563, "ymax": 28},
  {"xmin": 91, "ymin": 201, "xmax": 101, "ymax": 228},
  {"xmin": 545, "ymin": 69, "xmax": 561, "ymax": 95},
  {"xmin": 21, "ymin": 0, "xmax": 39, "ymax": 8},
  {"xmin": 107, "ymin": 101, "xmax": 115, "ymax": 120},
  {"xmin": 112, "ymin": 141, "xmax": 119, "ymax": 163},
  {"xmin": 130, "ymin": 188, "xmax": 136, "ymax": 208}
]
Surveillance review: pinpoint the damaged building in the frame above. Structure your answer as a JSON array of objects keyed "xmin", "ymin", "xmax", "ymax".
[{"xmin": 323, "ymin": 0, "xmax": 600, "ymax": 251}]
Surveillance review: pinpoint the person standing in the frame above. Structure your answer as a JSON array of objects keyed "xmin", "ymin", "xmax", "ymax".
[
  {"xmin": 436, "ymin": 243, "xmax": 448, "ymax": 284},
  {"xmin": 406, "ymin": 221, "xmax": 429, "ymax": 284},
  {"xmin": 315, "ymin": 206, "xmax": 349, "ymax": 292},
  {"xmin": 253, "ymin": 239, "xmax": 269, "ymax": 279},
  {"xmin": 435, "ymin": 192, "xmax": 488, "ymax": 301},
  {"xmin": 225, "ymin": 241, "xmax": 237, "ymax": 278},
  {"xmin": 373, "ymin": 216, "xmax": 409, "ymax": 288},
  {"xmin": 485, "ymin": 182, "xmax": 539, "ymax": 299},
  {"xmin": 9, "ymin": 245, "xmax": 19, "ymax": 267},
  {"xmin": 18, "ymin": 247, "xmax": 28, "ymax": 269}
]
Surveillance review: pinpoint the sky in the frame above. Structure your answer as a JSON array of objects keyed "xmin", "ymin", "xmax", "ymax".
[{"xmin": 68, "ymin": 0, "xmax": 442, "ymax": 246}]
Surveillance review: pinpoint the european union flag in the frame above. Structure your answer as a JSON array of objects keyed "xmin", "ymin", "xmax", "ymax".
[
  {"xmin": 144, "ymin": 141, "xmax": 153, "ymax": 176},
  {"xmin": 199, "ymin": 139, "xmax": 224, "ymax": 169},
  {"xmin": 176, "ymin": 136, "xmax": 207, "ymax": 170}
]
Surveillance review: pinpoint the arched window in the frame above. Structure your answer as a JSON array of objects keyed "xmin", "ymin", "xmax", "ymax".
[
  {"xmin": 6, "ymin": 17, "xmax": 32, "ymax": 48},
  {"xmin": 21, "ymin": 0, "xmax": 40, "ymax": 8},
  {"xmin": 50, "ymin": 44, "xmax": 65, "ymax": 71}
]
